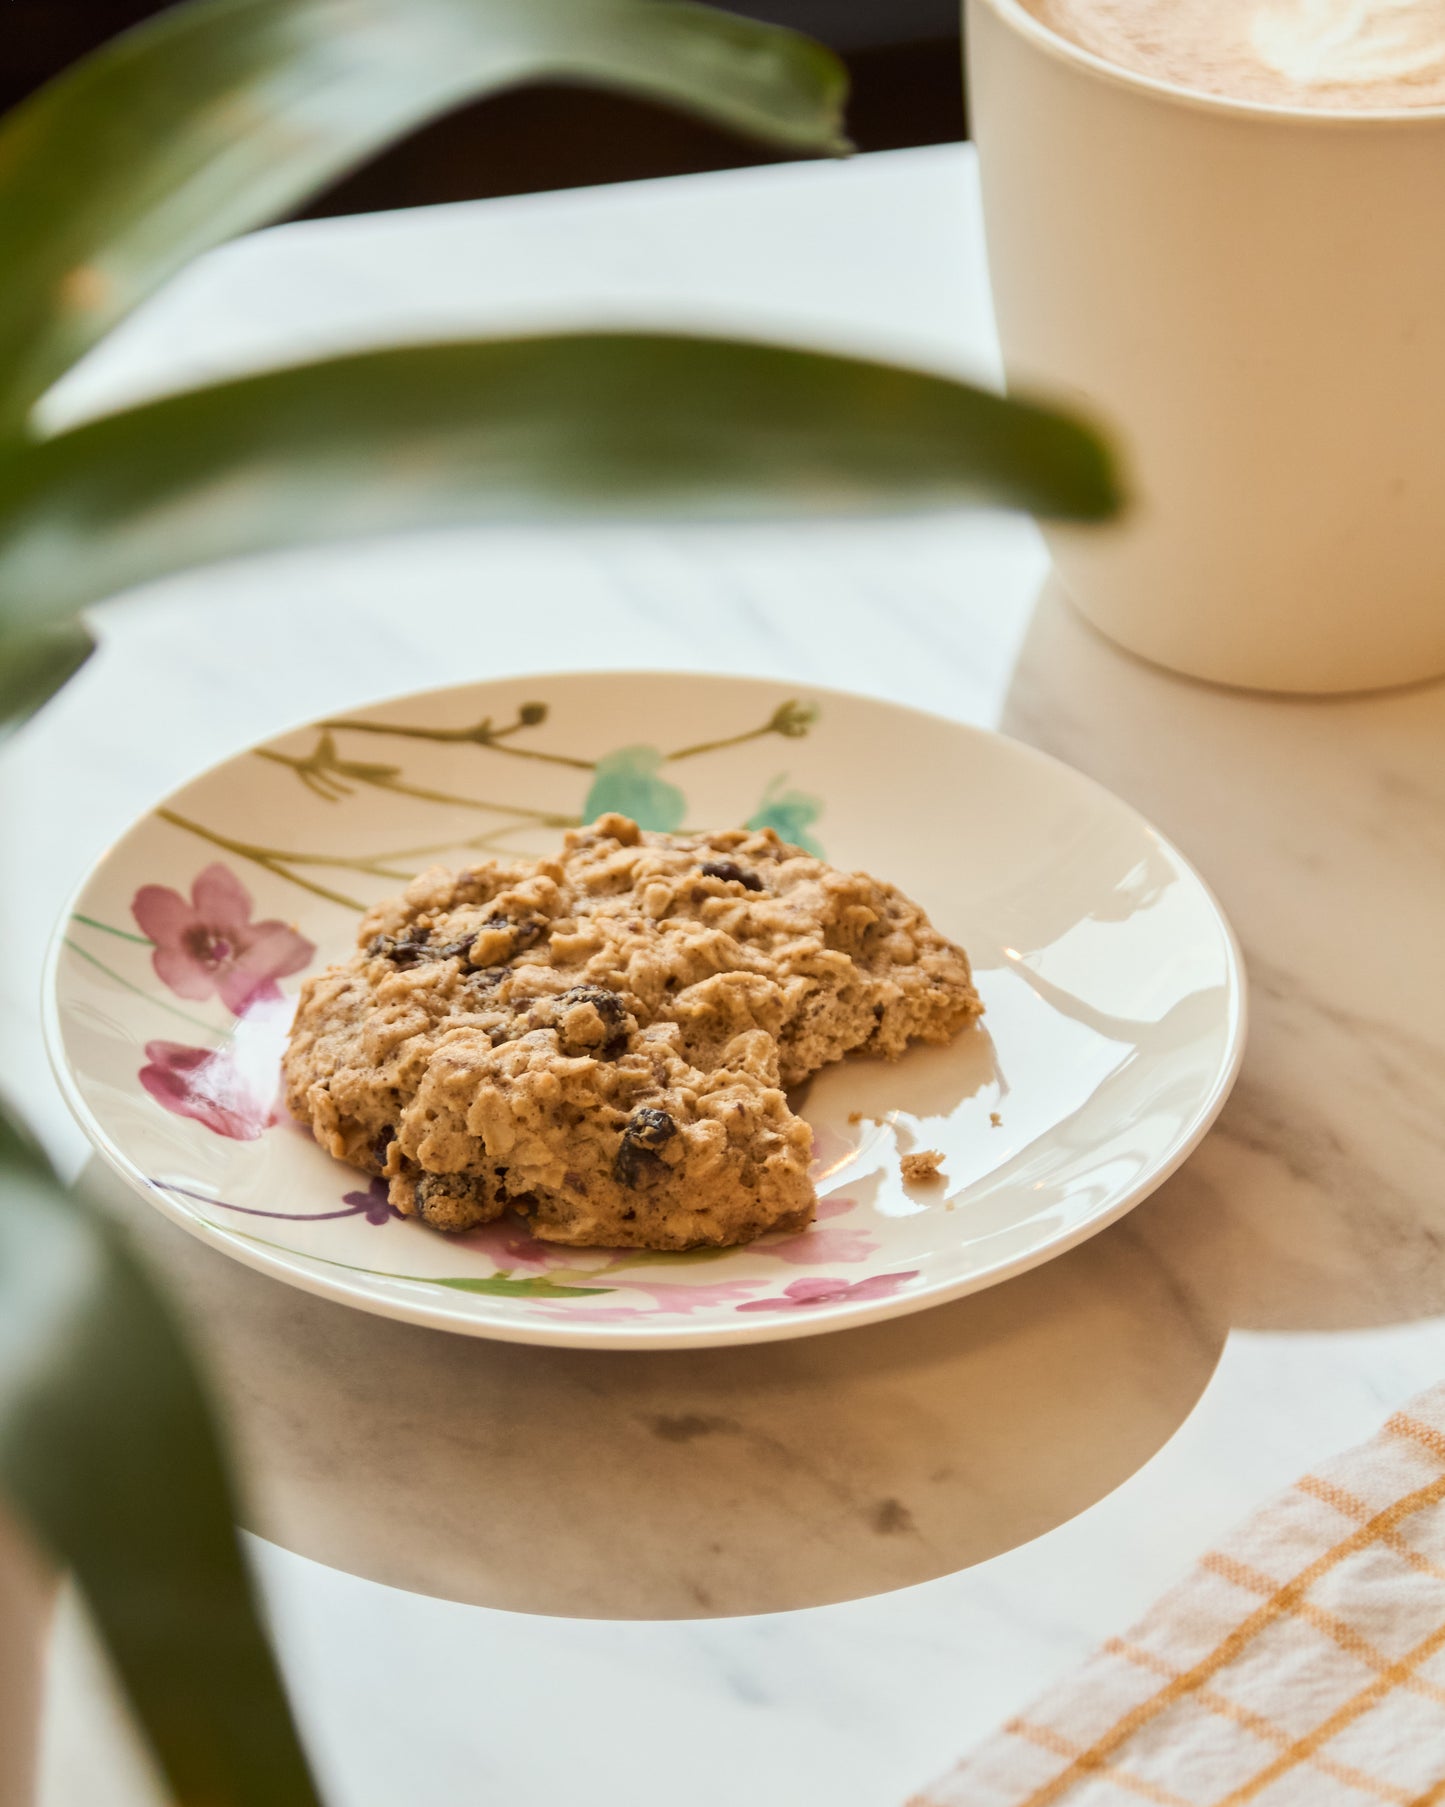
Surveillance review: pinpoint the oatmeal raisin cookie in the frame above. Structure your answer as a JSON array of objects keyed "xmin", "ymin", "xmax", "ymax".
[{"xmin": 283, "ymin": 814, "xmax": 982, "ymax": 1248}]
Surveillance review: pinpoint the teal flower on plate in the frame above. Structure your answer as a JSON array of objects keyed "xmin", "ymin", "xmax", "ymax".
[
  {"xmin": 583, "ymin": 746, "xmax": 686, "ymax": 832},
  {"xmin": 746, "ymin": 776, "xmax": 824, "ymax": 856}
]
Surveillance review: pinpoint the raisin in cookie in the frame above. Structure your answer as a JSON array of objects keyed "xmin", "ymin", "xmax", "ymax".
[{"xmin": 283, "ymin": 813, "xmax": 982, "ymax": 1249}]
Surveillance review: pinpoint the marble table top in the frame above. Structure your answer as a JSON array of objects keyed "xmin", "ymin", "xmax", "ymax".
[{"xmin": 9, "ymin": 144, "xmax": 1445, "ymax": 1807}]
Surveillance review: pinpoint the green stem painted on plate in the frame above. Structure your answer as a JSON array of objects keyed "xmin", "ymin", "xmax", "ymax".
[
  {"xmin": 255, "ymin": 743, "xmax": 582, "ymax": 827},
  {"xmin": 155, "ymin": 696, "xmax": 824, "ymax": 916},
  {"xmin": 208, "ymin": 1220, "xmax": 613, "ymax": 1298},
  {"xmin": 423, "ymin": 1272, "xmax": 610, "ymax": 1298},
  {"xmin": 664, "ymin": 724, "xmax": 774, "ymax": 761},
  {"xmin": 594, "ymin": 1246, "xmax": 736, "ymax": 1273},
  {"xmin": 318, "ymin": 704, "xmax": 594, "ymax": 771},
  {"xmin": 665, "ymin": 700, "xmax": 819, "ymax": 763},
  {"xmin": 63, "ymin": 939, "xmax": 224, "ymax": 1039},
  {"xmin": 156, "ymin": 809, "xmax": 372, "ymax": 910},
  {"xmin": 364, "ymin": 825, "xmax": 549, "ymax": 862},
  {"xmin": 353, "ymin": 772, "xmax": 580, "ymax": 827},
  {"xmin": 71, "ymin": 912, "xmax": 151, "ymax": 946},
  {"xmin": 314, "ymin": 699, "xmax": 819, "ymax": 777}
]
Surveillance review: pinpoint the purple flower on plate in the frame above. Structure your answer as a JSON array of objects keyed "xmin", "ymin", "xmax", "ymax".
[
  {"xmin": 132, "ymin": 863, "xmax": 314, "ymax": 1014},
  {"xmin": 735, "ymin": 1270, "xmax": 919, "ymax": 1314},
  {"xmin": 343, "ymin": 1178, "xmax": 402, "ymax": 1226}
]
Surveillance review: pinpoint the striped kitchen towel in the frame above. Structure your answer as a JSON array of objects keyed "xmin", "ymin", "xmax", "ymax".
[{"xmin": 913, "ymin": 1385, "xmax": 1445, "ymax": 1807}]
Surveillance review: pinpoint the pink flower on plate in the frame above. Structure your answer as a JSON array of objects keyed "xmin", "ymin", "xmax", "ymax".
[
  {"xmin": 758, "ymin": 1195, "xmax": 877, "ymax": 1266},
  {"xmin": 140, "ymin": 1042, "xmax": 281, "ymax": 1140},
  {"xmin": 132, "ymin": 863, "xmax": 314, "ymax": 1014},
  {"xmin": 455, "ymin": 1215, "xmax": 581, "ymax": 1275},
  {"xmin": 735, "ymin": 1270, "xmax": 919, "ymax": 1314},
  {"xmin": 615, "ymin": 1277, "xmax": 771, "ymax": 1314},
  {"xmin": 451, "ymin": 1225, "xmax": 764, "ymax": 1314},
  {"xmin": 138, "ymin": 992, "xmax": 290, "ymax": 1140}
]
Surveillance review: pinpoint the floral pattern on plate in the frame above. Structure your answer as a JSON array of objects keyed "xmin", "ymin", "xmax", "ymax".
[{"xmin": 47, "ymin": 671, "xmax": 1246, "ymax": 1349}]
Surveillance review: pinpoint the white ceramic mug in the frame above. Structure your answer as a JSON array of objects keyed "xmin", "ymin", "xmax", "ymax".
[{"xmin": 965, "ymin": 0, "xmax": 1445, "ymax": 693}]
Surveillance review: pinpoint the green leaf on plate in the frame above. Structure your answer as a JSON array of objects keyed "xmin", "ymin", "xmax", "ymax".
[
  {"xmin": 0, "ymin": 0, "xmax": 848, "ymax": 431},
  {"xmin": 0, "ymin": 332, "xmax": 1121, "ymax": 636},
  {"xmin": 584, "ymin": 747, "xmax": 689, "ymax": 832},
  {"xmin": 599, "ymin": 1245, "xmax": 737, "ymax": 1270},
  {"xmin": 746, "ymin": 776, "xmax": 825, "ymax": 856},
  {"xmin": 0, "ymin": 1106, "xmax": 323, "ymax": 1806},
  {"xmin": 423, "ymin": 1273, "xmax": 611, "ymax": 1298},
  {"xmin": 0, "ymin": 619, "xmax": 94, "ymax": 734},
  {"xmin": 217, "ymin": 1226, "xmax": 611, "ymax": 1297}
]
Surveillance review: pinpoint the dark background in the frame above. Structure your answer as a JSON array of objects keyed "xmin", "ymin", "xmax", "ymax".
[{"xmin": 4, "ymin": 1, "xmax": 965, "ymax": 214}]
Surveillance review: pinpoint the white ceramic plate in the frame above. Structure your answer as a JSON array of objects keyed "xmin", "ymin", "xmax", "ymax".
[{"xmin": 45, "ymin": 671, "xmax": 1245, "ymax": 1349}]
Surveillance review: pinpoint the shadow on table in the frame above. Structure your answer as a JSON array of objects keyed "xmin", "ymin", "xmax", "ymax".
[
  {"xmin": 85, "ymin": 575, "xmax": 1445, "ymax": 1620},
  {"xmin": 1002, "ymin": 575, "xmax": 1445, "ymax": 1339},
  {"xmin": 90, "ymin": 1150, "xmax": 1224, "ymax": 1620}
]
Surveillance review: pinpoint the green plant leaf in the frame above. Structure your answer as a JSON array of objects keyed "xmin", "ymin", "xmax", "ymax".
[
  {"xmin": 0, "ymin": 332, "xmax": 1121, "ymax": 635},
  {"xmin": 0, "ymin": 619, "xmax": 94, "ymax": 734},
  {"xmin": 0, "ymin": 0, "xmax": 848, "ymax": 432},
  {"xmin": 0, "ymin": 1107, "xmax": 322, "ymax": 1806}
]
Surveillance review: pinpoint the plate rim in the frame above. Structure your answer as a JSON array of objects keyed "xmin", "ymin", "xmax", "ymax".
[{"xmin": 41, "ymin": 666, "xmax": 1249, "ymax": 1351}]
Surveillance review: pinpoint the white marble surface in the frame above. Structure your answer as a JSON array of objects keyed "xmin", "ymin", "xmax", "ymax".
[{"xmin": 9, "ymin": 145, "xmax": 1445, "ymax": 1806}]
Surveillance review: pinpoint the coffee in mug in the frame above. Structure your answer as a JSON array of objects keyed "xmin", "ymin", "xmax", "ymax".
[
  {"xmin": 966, "ymin": 0, "xmax": 1445, "ymax": 692},
  {"xmin": 1019, "ymin": 0, "xmax": 1445, "ymax": 110}
]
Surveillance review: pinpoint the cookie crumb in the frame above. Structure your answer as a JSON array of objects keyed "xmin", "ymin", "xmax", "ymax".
[
  {"xmin": 901, "ymin": 1149, "xmax": 945, "ymax": 1184},
  {"xmin": 990, "ymin": 1111, "xmax": 1002, "ymax": 1129},
  {"xmin": 847, "ymin": 1110, "xmax": 864, "ymax": 1124}
]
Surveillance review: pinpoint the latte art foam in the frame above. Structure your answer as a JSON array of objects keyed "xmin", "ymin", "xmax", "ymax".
[{"xmin": 1019, "ymin": 0, "xmax": 1445, "ymax": 108}]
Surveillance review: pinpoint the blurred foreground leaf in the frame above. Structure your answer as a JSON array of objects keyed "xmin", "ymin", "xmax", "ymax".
[
  {"xmin": 0, "ymin": 621, "xmax": 94, "ymax": 736},
  {"xmin": 0, "ymin": 333, "xmax": 1120, "ymax": 632},
  {"xmin": 0, "ymin": 1108, "xmax": 323, "ymax": 1806},
  {"xmin": 0, "ymin": 0, "xmax": 848, "ymax": 432}
]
